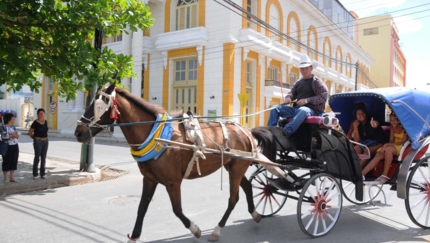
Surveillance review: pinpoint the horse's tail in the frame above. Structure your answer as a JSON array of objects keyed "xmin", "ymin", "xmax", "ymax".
[{"xmin": 251, "ymin": 127, "xmax": 277, "ymax": 162}]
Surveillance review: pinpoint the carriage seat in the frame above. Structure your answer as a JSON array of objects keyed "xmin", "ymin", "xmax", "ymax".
[{"xmin": 278, "ymin": 115, "xmax": 324, "ymax": 128}]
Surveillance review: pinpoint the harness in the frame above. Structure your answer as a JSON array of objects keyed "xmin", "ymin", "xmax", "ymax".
[{"xmin": 130, "ymin": 114, "xmax": 173, "ymax": 162}]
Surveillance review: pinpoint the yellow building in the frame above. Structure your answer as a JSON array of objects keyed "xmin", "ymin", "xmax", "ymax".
[
  {"xmin": 36, "ymin": 0, "xmax": 375, "ymax": 133},
  {"xmin": 355, "ymin": 14, "xmax": 406, "ymax": 87}
]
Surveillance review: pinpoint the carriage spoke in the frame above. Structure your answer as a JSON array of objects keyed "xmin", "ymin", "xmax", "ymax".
[
  {"xmin": 305, "ymin": 214, "xmax": 316, "ymax": 230},
  {"xmin": 411, "ymin": 179, "xmax": 426, "ymax": 190},
  {"xmin": 313, "ymin": 215, "xmax": 319, "ymax": 235},
  {"xmin": 413, "ymin": 198, "xmax": 427, "ymax": 221},
  {"xmin": 409, "ymin": 191, "xmax": 426, "ymax": 197},
  {"xmin": 262, "ymin": 196, "xmax": 268, "ymax": 215},
  {"xmin": 425, "ymin": 202, "xmax": 430, "ymax": 226},
  {"xmin": 252, "ymin": 185, "xmax": 265, "ymax": 190},
  {"xmin": 418, "ymin": 166, "xmax": 430, "ymax": 185},
  {"xmin": 324, "ymin": 210, "xmax": 335, "ymax": 222},
  {"xmin": 322, "ymin": 215, "xmax": 327, "ymax": 232},
  {"xmin": 411, "ymin": 196, "xmax": 426, "ymax": 211},
  {"xmin": 326, "ymin": 191, "xmax": 340, "ymax": 202},
  {"xmin": 269, "ymin": 194, "xmax": 282, "ymax": 208},
  {"xmin": 301, "ymin": 210, "xmax": 312, "ymax": 219},
  {"xmin": 253, "ymin": 191, "xmax": 264, "ymax": 199},
  {"xmin": 255, "ymin": 194, "xmax": 265, "ymax": 208}
]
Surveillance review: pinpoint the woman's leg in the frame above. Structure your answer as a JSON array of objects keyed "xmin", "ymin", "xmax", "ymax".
[
  {"xmin": 382, "ymin": 145, "xmax": 397, "ymax": 177},
  {"xmin": 33, "ymin": 141, "xmax": 42, "ymax": 177},
  {"xmin": 10, "ymin": 145, "xmax": 18, "ymax": 181},
  {"xmin": 40, "ymin": 140, "xmax": 48, "ymax": 177},
  {"xmin": 362, "ymin": 152, "xmax": 384, "ymax": 176}
]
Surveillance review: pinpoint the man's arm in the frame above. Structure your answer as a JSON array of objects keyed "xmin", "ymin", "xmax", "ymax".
[{"xmin": 307, "ymin": 77, "xmax": 328, "ymax": 105}]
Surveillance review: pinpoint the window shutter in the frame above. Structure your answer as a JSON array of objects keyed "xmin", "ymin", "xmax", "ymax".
[
  {"xmin": 190, "ymin": 4, "xmax": 198, "ymax": 27},
  {"xmin": 178, "ymin": 7, "xmax": 185, "ymax": 30}
]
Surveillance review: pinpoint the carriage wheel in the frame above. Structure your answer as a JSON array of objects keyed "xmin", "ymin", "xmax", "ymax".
[
  {"xmin": 297, "ymin": 173, "xmax": 342, "ymax": 237},
  {"xmin": 405, "ymin": 157, "xmax": 430, "ymax": 229},
  {"xmin": 340, "ymin": 180, "xmax": 382, "ymax": 205},
  {"xmin": 249, "ymin": 167, "xmax": 288, "ymax": 217}
]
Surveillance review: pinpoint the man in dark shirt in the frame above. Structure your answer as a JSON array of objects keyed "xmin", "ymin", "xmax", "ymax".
[{"xmin": 267, "ymin": 54, "xmax": 328, "ymax": 136}]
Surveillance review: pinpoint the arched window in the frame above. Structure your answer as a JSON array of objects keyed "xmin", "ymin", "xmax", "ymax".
[
  {"xmin": 246, "ymin": 0, "xmax": 258, "ymax": 30},
  {"xmin": 323, "ymin": 37, "xmax": 332, "ymax": 67},
  {"xmin": 307, "ymin": 26, "xmax": 318, "ymax": 61},
  {"xmin": 346, "ymin": 53, "xmax": 352, "ymax": 78},
  {"xmin": 269, "ymin": 5, "xmax": 280, "ymax": 42},
  {"xmin": 289, "ymin": 18, "xmax": 300, "ymax": 51},
  {"xmin": 335, "ymin": 46, "xmax": 343, "ymax": 73},
  {"xmin": 176, "ymin": 0, "xmax": 199, "ymax": 30}
]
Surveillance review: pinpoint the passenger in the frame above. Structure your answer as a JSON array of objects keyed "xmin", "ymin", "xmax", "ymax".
[
  {"xmin": 362, "ymin": 113, "xmax": 408, "ymax": 184},
  {"xmin": 346, "ymin": 106, "xmax": 388, "ymax": 168},
  {"xmin": 267, "ymin": 54, "xmax": 328, "ymax": 137}
]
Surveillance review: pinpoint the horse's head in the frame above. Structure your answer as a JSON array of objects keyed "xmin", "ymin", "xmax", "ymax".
[{"xmin": 75, "ymin": 82, "xmax": 118, "ymax": 143}]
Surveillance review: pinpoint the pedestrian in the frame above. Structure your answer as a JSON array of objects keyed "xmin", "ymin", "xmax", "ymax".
[
  {"xmin": 28, "ymin": 108, "xmax": 49, "ymax": 180},
  {"xmin": 267, "ymin": 54, "xmax": 328, "ymax": 136},
  {"xmin": 25, "ymin": 112, "xmax": 30, "ymax": 128},
  {"xmin": 2, "ymin": 113, "xmax": 20, "ymax": 183}
]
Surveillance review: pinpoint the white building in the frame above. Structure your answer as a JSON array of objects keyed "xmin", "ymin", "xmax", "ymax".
[{"xmin": 35, "ymin": 0, "xmax": 373, "ymax": 134}]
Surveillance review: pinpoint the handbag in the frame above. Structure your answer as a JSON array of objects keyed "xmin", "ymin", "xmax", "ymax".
[{"xmin": 0, "ymin": 125, "xmax": 8, "ymax": 156}]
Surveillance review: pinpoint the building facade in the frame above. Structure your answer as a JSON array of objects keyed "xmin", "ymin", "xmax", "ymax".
[
  {"xmin": 35, "ymin": 0, "xmax": 374, "ymax": 134},
  {"xmin": 355, "ymin": 14, "xmax": 406, "ymax": 88}
]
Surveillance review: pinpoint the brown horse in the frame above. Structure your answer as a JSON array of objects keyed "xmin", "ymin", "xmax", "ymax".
[{"xmin": 74, "ymin": 83, "xmax": 261, "ymax": 242}]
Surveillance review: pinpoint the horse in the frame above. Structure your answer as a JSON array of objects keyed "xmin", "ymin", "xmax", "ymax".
[{"xmin": 74, "ymin": 82, "xmax": 262, "ymax": 242}]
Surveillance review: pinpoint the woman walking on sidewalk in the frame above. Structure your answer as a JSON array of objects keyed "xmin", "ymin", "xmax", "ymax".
[
  {"xmin": 2, "ymin": 113, "xmax": 20, "ymax": 183},
  {"xmin": 28, "ymin": 108, "xmax": 49, "ymax": 180}
]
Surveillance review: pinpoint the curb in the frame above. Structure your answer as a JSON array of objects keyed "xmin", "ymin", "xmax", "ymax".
[{"xmin": 0, "ymin": 169, "xmax": 102, "ymax": 196}]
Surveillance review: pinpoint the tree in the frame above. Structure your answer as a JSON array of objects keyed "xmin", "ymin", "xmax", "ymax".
[{"xmin": 0, "ymin": 0, "xmax": 153, "ymax": 100}]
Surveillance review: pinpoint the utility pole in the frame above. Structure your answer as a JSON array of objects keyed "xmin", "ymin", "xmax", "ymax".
[
  {"xmin": 354, "ymin": 61, "xmax": 359, "ymax": 91},
  {"xmin": 80, "ymin": 28, "xmax": 103, "ymax": 173}
]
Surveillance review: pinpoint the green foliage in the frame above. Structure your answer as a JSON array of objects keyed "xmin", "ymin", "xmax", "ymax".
[{"xmin": 0, "ymin": 0, "xmax": 153, "ymax": 100}]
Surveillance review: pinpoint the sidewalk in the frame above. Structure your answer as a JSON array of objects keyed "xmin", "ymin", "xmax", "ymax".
[
  {"xmin": 0, "ymin": 152, "xmax": 103, "ymax": 196},
  {"xmin": 0, "ymin": 127, "xmax": 128, "ymax": 196}
]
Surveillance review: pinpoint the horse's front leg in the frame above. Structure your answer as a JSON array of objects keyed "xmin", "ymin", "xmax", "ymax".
[
  {"xmin": 165, "ymin": 181, "xmax": 201, "ymax": 239},
  {"xmin": 127, "ymin": 177, "xmax": 158, "ymax": 242},
  {"xmin": 240, "ymin": 176, "xmax": 261, "ymax": 223}
]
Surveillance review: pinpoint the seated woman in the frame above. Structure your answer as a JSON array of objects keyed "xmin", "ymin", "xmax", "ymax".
[
  {"xmin": 362, "ymin": 113, "xmax": 408, "ymax": 183},
  {"xmin": 346, "ymin": 106, "xmax": 388, "ymax": 168}
]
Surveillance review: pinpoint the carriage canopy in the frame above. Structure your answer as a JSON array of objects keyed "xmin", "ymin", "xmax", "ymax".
[{"xmin": 329, "ymin": 87, "xmax": 430, "ymax": 149}]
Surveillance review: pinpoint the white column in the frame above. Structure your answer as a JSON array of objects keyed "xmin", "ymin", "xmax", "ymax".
[
  {"xmin": 131, "ymin": 29, "xmax": 143, "ymax": 97},
  {"xmin": 67, "ymin": 100, "xmax": 75, "ymax": 111},
  {"xmin": 121, "ymin": 25, "xmax": 132, "ymax": 90}
]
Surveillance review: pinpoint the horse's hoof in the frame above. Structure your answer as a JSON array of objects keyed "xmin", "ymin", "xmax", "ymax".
[
  {"xmin": 194, "ymin": 228, "xmax": 201, "ymax": 238},
  {"xmin": 207, "ymin": 233, "xmax": 220, "ymax": 242},
  {"xmin": 207, "ymin": 225, "xmax": 222, "ymax": 242},
  {"xmin": 188, "ymin": 221, "xmax": 201, "ymax": 238},
  {"xmin": 251, "ymin": 210, "xmax": 262, "ymax": 223},
  {"xmin": 127, "ymin": 233, "xmax": 139, "ymax": 242}
]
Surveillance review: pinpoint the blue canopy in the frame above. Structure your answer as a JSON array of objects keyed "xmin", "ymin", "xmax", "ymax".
[
  {"xmin": 329, "ymin": 87, "xmax": 430, "ymax": 149},
  {"xmin": 0, "ymin": 110, "xmax": 17, "ymax": 116}
]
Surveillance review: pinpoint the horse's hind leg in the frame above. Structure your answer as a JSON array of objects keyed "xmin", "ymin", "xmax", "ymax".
[
  {"xmin": 127, "ymin": 177, "xmax": 158, "ymax": 242},
  {"xmin": 208, "ymin": 162, "xmax": 248, "ymax": 242},
  {"xmin": 165, "ymin": 181, "xmax": 201, "ymax": 238},
  {"xmin": 240, "ymin": 176, "xmax": 261, "ymax": 223}
]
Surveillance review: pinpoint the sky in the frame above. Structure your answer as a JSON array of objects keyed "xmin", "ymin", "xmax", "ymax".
[{"xmin": 339, "ymin": 0, "xmax": 430, "ymax": 91}]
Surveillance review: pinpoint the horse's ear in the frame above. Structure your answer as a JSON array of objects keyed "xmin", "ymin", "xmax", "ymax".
[{"xmin": 104, "ymin": 82, "xmax": 116, "ymax": 94}]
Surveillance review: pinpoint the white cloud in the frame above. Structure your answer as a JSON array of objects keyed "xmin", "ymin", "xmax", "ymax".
[
  {"xmin": 405, "ymin": 59, "xmax": 430, "ymax": 90},
  {"xmin": 394, "ymin": 16, "xmax": 423, "ymax": 34}
]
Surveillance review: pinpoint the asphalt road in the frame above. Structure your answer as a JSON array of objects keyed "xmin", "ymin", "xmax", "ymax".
[{"xmin": 1, "ymin": 136, "xmax": 430, "ymax": 242}]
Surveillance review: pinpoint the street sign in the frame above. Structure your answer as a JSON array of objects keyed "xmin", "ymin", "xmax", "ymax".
[
  {"xmin": 50, "ymin": 108, "xmax": 55, "ymax": 114},
  {"xmin": 50, "ymin": 101, "xmax": 57, "ymax": 109}
]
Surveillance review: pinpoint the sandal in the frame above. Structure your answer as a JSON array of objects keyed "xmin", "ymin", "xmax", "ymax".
[{"xmin": 375, "ymin": 175, "xmax": 390, "ymax": 184}]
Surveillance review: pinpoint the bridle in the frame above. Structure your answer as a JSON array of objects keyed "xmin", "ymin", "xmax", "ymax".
[{"xmin": 77, "ymin": 89, "xmax": 120, "ymax": 135}]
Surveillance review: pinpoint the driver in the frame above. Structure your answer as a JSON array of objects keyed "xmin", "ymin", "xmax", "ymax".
[{"xmin": 267, "ymin": 54, "xmax": 328, "ymax": 137}]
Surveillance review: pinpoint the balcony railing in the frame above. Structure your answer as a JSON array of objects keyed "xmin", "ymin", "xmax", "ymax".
[{"xmin": 265, "ymin": 80, "xmax": 290, "ymax": 89}]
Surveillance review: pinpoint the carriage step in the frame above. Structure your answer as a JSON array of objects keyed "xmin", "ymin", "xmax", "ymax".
[{"xmin": 266, "ymin": 177, "xmax": 305, "ymax": 191}]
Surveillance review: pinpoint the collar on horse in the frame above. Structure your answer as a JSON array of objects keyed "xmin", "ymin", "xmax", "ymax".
[{"xmin": 130, "ymin": 113, "xmax": 173, "ymax": 162}]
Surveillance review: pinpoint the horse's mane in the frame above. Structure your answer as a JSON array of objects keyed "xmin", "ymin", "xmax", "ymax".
[{"xmin": 115, "ymin": 86, "xmax": 166, "ymax": 116}]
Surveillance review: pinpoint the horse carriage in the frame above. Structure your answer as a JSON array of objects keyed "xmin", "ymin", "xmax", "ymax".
[
  {"xmin": 74, "ymin": 83, "xmax": 430, "ymax": 242},
  {"xmin": 250, "ymin": 87, "xmax": 430, "ymax": 236}
]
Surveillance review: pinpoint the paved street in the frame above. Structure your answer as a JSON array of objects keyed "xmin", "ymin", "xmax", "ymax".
[{"xmin": 1, "ymin": 136, "xmax": 430, "ymax": 242}]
